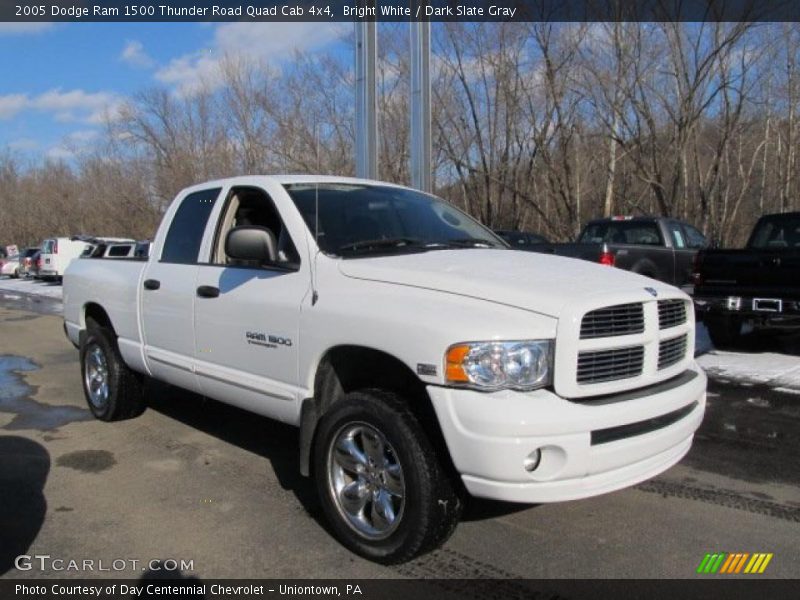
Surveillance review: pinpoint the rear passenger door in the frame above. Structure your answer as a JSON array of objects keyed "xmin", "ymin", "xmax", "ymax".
[{"xmin": 141, "ymin": 187, "xmax": 222, "ymax": 392}]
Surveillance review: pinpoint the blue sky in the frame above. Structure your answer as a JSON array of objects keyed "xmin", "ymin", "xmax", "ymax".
[{"xmin": 0, "ymin": 22, "xmax": 348, "ymax": 161}]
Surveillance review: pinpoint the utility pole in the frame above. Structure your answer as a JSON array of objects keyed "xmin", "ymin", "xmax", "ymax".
[
  {"xmin": 410, "ymin": 18, "xmax": 432, "ymax": 192},
  {"xmin": 354, "ymin": 6, "xmax": 432, "ymax": 190},
  {"xmin": 354, "ymin": 4, "xmax": 378, "ymax": 180}
]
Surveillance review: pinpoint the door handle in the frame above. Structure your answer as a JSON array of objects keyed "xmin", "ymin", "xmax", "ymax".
[
  {"xmin": 196, "ymin": 285, "xmax": 220, "ymax": 298},
  {"xmin": 143, "ymin": 279, "xmax": 160, "ymax": 290}
]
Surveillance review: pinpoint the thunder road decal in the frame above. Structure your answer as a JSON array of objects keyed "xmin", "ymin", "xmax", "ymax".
[{"xmin": 696, "ymin": 552, "xmax": 773, "ymax": 574}]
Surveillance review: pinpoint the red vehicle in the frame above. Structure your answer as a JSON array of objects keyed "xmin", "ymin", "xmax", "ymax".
[{"xmin": 18, "ymin": 247, "xmax": 40, "ymax": 277}]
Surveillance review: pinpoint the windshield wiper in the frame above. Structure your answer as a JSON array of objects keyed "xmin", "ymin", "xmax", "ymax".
[
  {"xmin": 338, "ymin": 237, "xmax": 424, "ymax": 254},
  {"xmin": 439, "ymin": 238, "xmax": 501, "ymax": 248}
]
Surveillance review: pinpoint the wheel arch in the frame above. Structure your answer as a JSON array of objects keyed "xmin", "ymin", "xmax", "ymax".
[
  {"xmin": 80, "ymin": 303, "xmax": 116, "ymax": 346},
  {"xmin": 299, "ymin": 345, "xmax": 454, "ymax": 479}
]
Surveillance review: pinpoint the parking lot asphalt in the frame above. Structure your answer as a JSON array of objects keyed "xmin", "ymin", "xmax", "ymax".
[{"xmin": 1, "ymin": 298, "xmax": 799, "ymax": 581}]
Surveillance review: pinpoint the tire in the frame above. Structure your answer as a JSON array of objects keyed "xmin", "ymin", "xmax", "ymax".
[
  {"xmin": 313, "ymin": 389, "xmax": 462, "ymax": 564},
  {"xmin": 80, "ymin": 317, "xmax": 146, "ymax": 421},
  {"xmin": 705, "ymin": 315, "xmax": 741, "ymax": 347},
  {"xmin": 13, "ymin": 268, "xmax": 19, "ymax": 278}
]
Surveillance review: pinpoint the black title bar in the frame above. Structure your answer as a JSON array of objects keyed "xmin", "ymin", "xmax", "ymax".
[{"xmin": 4, "ymin": 0, "xmax": 800, "ymax": 22}]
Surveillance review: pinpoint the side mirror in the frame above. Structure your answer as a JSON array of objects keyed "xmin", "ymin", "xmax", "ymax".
[{"xmin": 225, "ymin": 227, "xmax": 277, "ymax": 264}]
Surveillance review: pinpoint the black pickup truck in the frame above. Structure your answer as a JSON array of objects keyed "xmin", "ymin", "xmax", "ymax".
[
  {"xmin": 528, "ymin": 216, "xmax": 708, "ymax": 287},
  {"xmin": 693, "ymin": 212, "xmax": 800, "ymax": 345}
]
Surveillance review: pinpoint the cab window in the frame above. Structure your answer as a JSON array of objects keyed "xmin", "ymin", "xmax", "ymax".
[
  {"xmin": 161, "ymin": 188, "xmax": 221, "ymax": 264},
  {"xmin": 211, "ymin": 186, "xmax": 300, "ymax": 268}
]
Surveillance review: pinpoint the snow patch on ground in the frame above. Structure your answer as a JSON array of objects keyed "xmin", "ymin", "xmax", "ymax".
[
  {"xmin": 0, "ymin": 276, "xmax": 63, "ymax": 300},
  {"xmin": 697, "ymin": 349, "xmax": 800, "ymax": 391},
  {"xmin": 773, "ymin": 387, "xmax": 800, "ymax": 396}
]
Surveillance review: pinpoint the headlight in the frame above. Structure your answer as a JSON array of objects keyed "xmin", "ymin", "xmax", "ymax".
[{"xmin": 445, "ymin": 340, "xmax": 553, "ymax": 391}]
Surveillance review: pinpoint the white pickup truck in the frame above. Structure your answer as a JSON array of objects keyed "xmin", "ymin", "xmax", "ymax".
[{"xmin": 63, "ymin": 175, "xmax": 707, "ymax": 563}]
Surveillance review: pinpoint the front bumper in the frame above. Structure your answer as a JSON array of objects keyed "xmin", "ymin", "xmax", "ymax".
[{"xmin": 428, "ymin": 364, "xmax": 706, "ymax": 503}]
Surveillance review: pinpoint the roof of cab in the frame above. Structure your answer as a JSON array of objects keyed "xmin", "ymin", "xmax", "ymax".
[{"xmin": 180, "ymin": 174, "xmax": 409, "ymax": 193}]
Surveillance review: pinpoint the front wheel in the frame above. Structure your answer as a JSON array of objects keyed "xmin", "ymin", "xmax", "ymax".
[
  {"xmin": 313, "ymin": 390, "xmax": 462, "ymax": 564},
  {"xmin": 80, "ymin": 318, "xmax": 146, "ymax": 421}
]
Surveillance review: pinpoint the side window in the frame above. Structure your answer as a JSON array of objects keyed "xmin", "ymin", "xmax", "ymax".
[
  {"xmin": 683, "ymin": 224, "xmax": 707, "ymax": 249},
  {"xmin": 108, "ymin": 245, "xmax": 132, "ymax": 257},
  {"xmin": 212, "ymin": 187, "xmax": 300, "ymax": 268},
  {"xmin": 161, "ymin": 188, "xmax": 221, "ymax": 264},
  {"xmin": 668, "ymin": 222, "xmax": 686, "ymax": 249}
]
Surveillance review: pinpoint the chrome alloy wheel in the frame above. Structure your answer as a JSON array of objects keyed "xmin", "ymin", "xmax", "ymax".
[
  {"xmin": 327, "ymin": 422, "xmax": 406, "ymax": 540},
  {"xmin": 84, "ymin": 343, "xmax": 110, "ymax": 409}
]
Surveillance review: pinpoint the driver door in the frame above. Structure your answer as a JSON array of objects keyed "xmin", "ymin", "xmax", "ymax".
[{"xmin": 192, "ymin": 186, "xmax": 311, "ymax": 424}]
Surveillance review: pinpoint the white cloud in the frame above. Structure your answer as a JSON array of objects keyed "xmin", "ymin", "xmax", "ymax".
[
  {"xmin": 45, "ymin": 146, "xmax": 75, "ymax": 160},
  {"xmin": 33, "ymin": 88, "xmax": 115, "ymax": 113},
  {"xmin": 155, "ymin": 22, "xmax": 346, "ymax": 96},
  {"xmin": 66, "ymin": 129, "xmax": 99, "ymax": 143},
  {"xmin": 0, "ymin": 23, "xmax": 55, "ymax": 35},
  {"xmin": 0, "ymin": 93, "xmax": 28, "ymax": 119},
  {"xmin": 8, "ymin": 138, "xmax": 39, "ymax": 151},
  {"xmin": 120, "ymin": 40, "xmax": 154, "ymax": 69},
  {"xmin": 0, "ymin": 88, "xmax": 123, "ymax": 125}
]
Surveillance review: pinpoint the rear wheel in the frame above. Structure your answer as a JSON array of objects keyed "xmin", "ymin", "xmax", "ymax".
[
  {"xmin": 80, "ymin": 318, "xmax": 145, "ymax": 421},
  {"xmin": 705, "ymin": 315, "xmax": 741, "ymax": 347},
  {"xmin": 313, "ymin": 389, "xmax": 462, "ymax": 564}
]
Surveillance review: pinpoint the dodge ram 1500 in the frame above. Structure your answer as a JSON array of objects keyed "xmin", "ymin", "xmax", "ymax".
[{"xmin": 63, "ymin": 175, "xmax": 707, "ymax": 563}]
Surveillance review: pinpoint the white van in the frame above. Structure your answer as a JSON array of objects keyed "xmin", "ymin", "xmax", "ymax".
[{"xmin": 40, "ymin": 237, "xmax": 90, "ymax": 281}]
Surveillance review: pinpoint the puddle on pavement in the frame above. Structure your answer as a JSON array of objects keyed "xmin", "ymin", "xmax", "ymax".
[
  {"xmin": 0, "ymin": 292, "xmax": 62, "ymax": 316},
  {"xmin": 56, "ymin": 450, "xmax": 116, "ymax": 473},
  {"xmin": 0, "ymin": 355, "xmax": 92, "ymax": 430}
]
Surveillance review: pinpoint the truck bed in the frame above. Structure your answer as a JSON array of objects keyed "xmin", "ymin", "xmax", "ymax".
[{"xmin": 63, "ymin": 257, "xmax": 147, "ymax": 361}]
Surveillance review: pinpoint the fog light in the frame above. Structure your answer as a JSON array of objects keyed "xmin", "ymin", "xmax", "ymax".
[{"xmin": 523, "ymin": 449, "xmax": 542, "ymax": 473}]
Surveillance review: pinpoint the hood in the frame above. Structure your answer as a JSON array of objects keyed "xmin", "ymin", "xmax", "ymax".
[{"xmin": 338, "ymin": 249, "xmax": 678, "ymax": 317}]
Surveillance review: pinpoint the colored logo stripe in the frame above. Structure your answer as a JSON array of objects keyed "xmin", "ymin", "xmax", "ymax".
[
  {"xmin": 745, "ymin": 553, "xmax": 773, "ymax": 574},
  {"xmin": 697, "ymin": 552, "xmax": 773, "ymax": 574}
]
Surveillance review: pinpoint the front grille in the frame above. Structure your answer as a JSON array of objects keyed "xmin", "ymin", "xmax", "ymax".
[
  {"xmin": 658, "ymin": 299, "xmax": 687, "ymax": 329},
  {"xmin": 580, "ymin": 303, "xmax": 644, "ymax": 339},
  {"xmin": 577, "ymin": 345, "xmax": 644, "ymax": 384},
  {"xmin": 658, "ymin": 334, "xmax": 688, "ymax": 370}
]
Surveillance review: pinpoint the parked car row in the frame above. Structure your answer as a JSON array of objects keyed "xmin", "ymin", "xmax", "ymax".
[{"xmin": 1, "ymin": 236, "xmax": 150, "ymax": 283}]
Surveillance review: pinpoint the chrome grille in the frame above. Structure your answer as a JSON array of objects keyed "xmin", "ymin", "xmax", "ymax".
[
  {"xmin": 658, "ymin": 335, "xmax": 688, "ymax": 370},
  {"xmin": 580, "ymin": 303, "xmax": 644, "ymax": 339},
  {"xmin": 577, "ymin": 346, "xmax": 644, "ymax": 384},
  {"xmin": 658, "ymin": 299, "xmax": 687, "ymax": 330}
]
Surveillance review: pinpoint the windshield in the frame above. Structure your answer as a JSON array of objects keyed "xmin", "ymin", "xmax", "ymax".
[
  {"xmin": 748, "ymin": 216, "xmax": 800, "ymax": 249},
  {"xmin": 283, "ymin": 183, "xmax": 505, "ymax": 256}
]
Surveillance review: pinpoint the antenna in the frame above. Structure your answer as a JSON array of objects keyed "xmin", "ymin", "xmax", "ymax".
[{"xmin": 311, "ymin": 119, "xmax": 321, "ymax": 306}]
